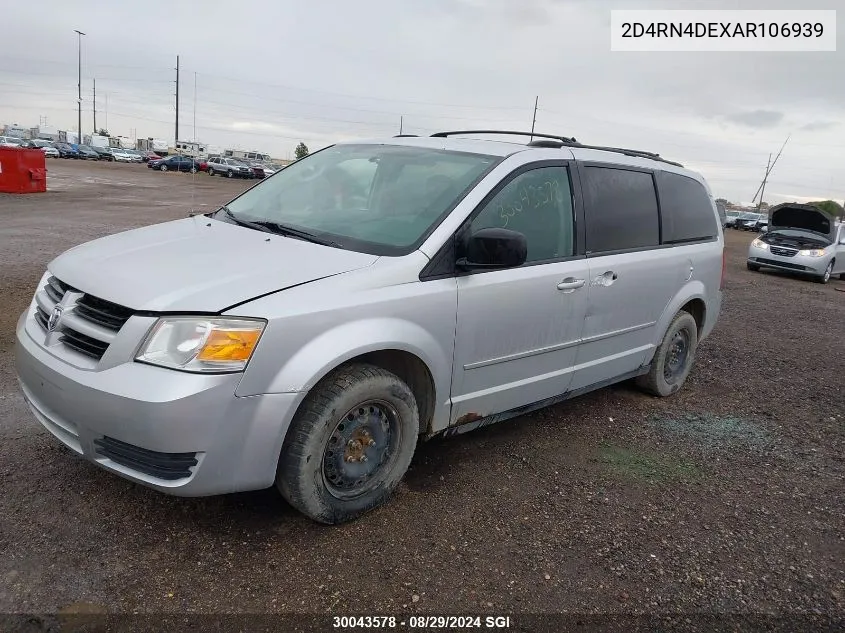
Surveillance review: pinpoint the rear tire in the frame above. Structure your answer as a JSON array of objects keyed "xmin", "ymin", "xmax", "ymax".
[
  {"xmin": 276, "ymin": 363, "xmax": 419, "ymax": 525},
  {"xmin": 207, "ymin": 168, "xmax": 214, "ymax": 176},
  {"xmin": 160, "ymin": 164, "xmax": 168, "ymax": 172},
  {"xmin": 747, "ymin": 263, "xmax": 760, "ymax": 272},
  {"xmin": 636, "ymin": 311, "xmax": 698, "ymax": 397},
  {"xmin": 227, "ymin": 170, "xmax": 234, "ymax": 178}
]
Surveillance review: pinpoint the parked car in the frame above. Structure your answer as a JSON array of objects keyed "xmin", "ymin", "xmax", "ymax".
[
  {"xmin": 242, "ymin": 160, "xmax": 267, "ymax": 179},
  {"xmin": 53, "ymin": 142, "xmax": 79, "ymax": 159},
  {"xmin": 125, "ymin": 150, "xmax": 145, "ymax": 163},
  {"xmin": 206, "ymin": 156, "xmax": 254, "ymax": 178},
  {"xmin": 724, "ymin": 210, "xmax": 741, "ymax": 228},
  {"xmin": 91, "ymin": 146, "xmax": 115, "ymax": 161},
  {"xmin": 42, "ymin": 146, "xmax": 60, "ymax": 158},
  {"xmin": 0, "ymin": 136, "xmax": 25, "ymax": 147},
  {"xmin": 148, "ymin": 154, "xmax": 202, "ymax": 173},
  {"xmin": 258, "ymin": 163, "xmax": 284, "ymax": 176},
  {"xmin": 15, "ymin": 131, "xmax": 724, "ymax": 524},
  {"xmin": 736, "ymin": 212, "xmax": 766, "ymax": 231},
  {"xmin": 109, "ymin": 148, "xmax": 135, "ymax": 163},
  {"xmin": 140, "ymin": 150, "xmax": 161, "ymax": 163},
  {"xmin": 76, "ymin": 145, "xmax": 100, "ymax": 161},
  {"xmin": 747, "ymin": 203, "xmax": 845, "ymax": 284}
]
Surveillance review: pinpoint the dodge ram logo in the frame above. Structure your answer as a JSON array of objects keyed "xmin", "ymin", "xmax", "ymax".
[{"xmin": 47, "ymin": 305, "xmax": 64, "ymax": 332}]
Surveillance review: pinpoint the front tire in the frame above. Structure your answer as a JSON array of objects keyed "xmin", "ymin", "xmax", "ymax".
[
  {"xmin": 747, "ymin": 263, "xmax": 760, "ymax": 272},
  {"xmin": 636, "ymin": 311, "xmax": 699, "ymax": 397},
  {"xmin": 276, "ymin": 364, "xmax": 419, "ymax": 525},
  {"xmin": 207, "ymin": 168, "xmax": 214, "ymax": 176},
  {"xmin": 816, "ymin": 261, "xmax": 833, "ymax": 284},
  {"xmin": 227, "ymin": 170, "xmax": 234, "ymax": 178},
  {"xmin": 160, "ymin": 164, "xmax": 168, "ymax": 172},
  {"xmin": 189, "ymin": 166, "xmax": 197, "ymax": 173}
]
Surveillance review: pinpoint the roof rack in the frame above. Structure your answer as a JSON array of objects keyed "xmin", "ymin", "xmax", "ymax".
[
  {"xmin": 429, "ymin": 129, "xmax": 683, "ymax": 168},
  {"xmin": 431, "ymin": 130, "xmax": 578, "ymax": 144}
]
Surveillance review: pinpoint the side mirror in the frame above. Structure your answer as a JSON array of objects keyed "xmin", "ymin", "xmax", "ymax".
[{"xmin": 457, "ymin": 227, "xmax": 528, "ymax": 270}]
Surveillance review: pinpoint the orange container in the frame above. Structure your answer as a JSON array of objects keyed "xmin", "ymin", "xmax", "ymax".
[{"xmin": 0, "ymin": 146, "xmax": 47, "ymax": 194}]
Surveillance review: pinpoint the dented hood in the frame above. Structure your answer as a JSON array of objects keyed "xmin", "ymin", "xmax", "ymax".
[
  {"xmin": 48, "ymin": 216, "xmax": 378, "ymax": 312},
  {"xmin": 769, "ymin": 203, "xmax": 837, "ymax": 241}
]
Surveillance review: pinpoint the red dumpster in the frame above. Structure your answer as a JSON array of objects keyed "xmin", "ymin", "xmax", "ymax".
[{"xmin": 0, "ymin": 146, "xmax": 47, "ymax": 194}]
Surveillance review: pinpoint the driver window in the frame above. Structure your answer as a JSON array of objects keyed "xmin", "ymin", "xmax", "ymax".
[{"xmin": 470, "ymin": 166, "xmax": 574, "ymax": 263}]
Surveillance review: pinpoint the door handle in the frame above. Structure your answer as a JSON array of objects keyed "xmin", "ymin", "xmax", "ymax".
[{"xmin": 557, "ymin": 278, "xmax": 586, "ymax": 291}]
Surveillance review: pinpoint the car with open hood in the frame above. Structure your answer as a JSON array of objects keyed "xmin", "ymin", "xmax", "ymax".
[
  {"xmin": 16, "ymin": 131, "xmax": 724, "ymax": 524},
  {"xmin": 747, "ymin": 202, "xmax": 845, "ymax": 283}
]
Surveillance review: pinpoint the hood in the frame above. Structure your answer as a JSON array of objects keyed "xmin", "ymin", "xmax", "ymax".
[
  {"xmin": 769, "ymin": 203, "xmax": 837, "ymax": 241},
  {"xmin": 49, "ymin": 216, "xmax": 379, "ymax": 312}
]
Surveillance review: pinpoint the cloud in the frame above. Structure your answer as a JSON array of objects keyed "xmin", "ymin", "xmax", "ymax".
[
  {"xmin": 799, "ymin": 121, "xmax": 838, "ymax": 132},
  {"xmin": 723, "ymin": 110, "xmax": 784, "ymax": 129}
]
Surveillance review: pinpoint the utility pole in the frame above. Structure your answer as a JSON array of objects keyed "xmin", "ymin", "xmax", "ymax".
[
  {"xmin": 93, "ymin": 78, "xmax": 97, "ymax": 133},
  {"xmin": 757, "ymin": 154, "xmax": 772, "ymax": 211},
  {"xmin": 529, "ymin": 96, "xmax": 538, "ymax": 142},
  {"xmin": 74, "ymin": 29, "xmax": 85, "ymax": 143},
  {"xmin": 174, "ymin": 55, "xmax": 180, "ymax": 146}
]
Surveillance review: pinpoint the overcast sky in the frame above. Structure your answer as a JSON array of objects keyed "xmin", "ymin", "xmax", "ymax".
[{"xmin": 0, "ymin": 0, "xmax": 841, "ymax": 205}]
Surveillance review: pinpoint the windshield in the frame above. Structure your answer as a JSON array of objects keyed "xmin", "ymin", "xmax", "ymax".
[{"xmin": 221, "ymin": 144, "xmax": 500, "ymax": 255}]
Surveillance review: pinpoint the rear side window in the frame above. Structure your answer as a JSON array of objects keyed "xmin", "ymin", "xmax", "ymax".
[
  {"xmin": 582, "ymin": 166, "xmax": 659, "ymax": 254},
  {"xmin": 657, "ymin": 171, "xmax": 718, "ymax": 243}
]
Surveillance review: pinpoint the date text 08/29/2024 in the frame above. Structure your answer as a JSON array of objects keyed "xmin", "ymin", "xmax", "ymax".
[{"xmin": 332, "ymin": 615, "xmax": 513, "ymax": 629}]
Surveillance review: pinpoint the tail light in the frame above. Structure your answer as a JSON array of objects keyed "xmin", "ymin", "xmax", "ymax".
[{"xmin": 719, "ymin": 247, "xmax": 726, "ymax": 290}]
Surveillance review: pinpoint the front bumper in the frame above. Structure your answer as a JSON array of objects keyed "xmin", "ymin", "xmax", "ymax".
[
  {"xmin": 15, "ymin": 309, "xmax": 300, "ymax": 496},
  {"xmin": 747, "ymin": 248, "xmax": 831, "ymax": 276}
]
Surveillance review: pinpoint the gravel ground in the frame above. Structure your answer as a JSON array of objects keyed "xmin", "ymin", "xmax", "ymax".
[{"xmin": 0, "ymin": 160, "xmax": 843, "ymax": 629}]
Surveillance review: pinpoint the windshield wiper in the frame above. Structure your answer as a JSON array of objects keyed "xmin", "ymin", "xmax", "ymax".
[
  {"xmin": 216, "ymin": 206, "xmax": 275, "ymax": 234},
  {"xmin": 216, "ymin": 207, "xmax": 342, "ymax": 248},
  {"xmin": 252, "ymin": 221, "xmax": 343, "ymax": 248}
]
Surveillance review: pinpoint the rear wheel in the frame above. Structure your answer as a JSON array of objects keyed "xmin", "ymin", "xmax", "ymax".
[
  {"xmin": 160, "ymin": 164, "xmax": 168, "ymax": 172},
  {"xmin": 636, "ymin": 311, "xmax": 698, "ymax": 397},
  {"xmin": 747, "ymin": 263, "xmax": 760, "ymax": 272},
  {"xmin": 227, "ymin": 170, "xmax": 234, "ymax": 178},
  {"xmin": 189, "ymin": 166, "xmax": 197, "ymax": 174},
  {"xmin": 276, "ymin": 364, "xmax": 419, "ymax": 524},
  {"xmin": 207, "ymin": 168, "xmax": 214, "ymax": 176}
]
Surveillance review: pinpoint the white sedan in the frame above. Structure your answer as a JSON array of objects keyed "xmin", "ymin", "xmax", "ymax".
[{"xmin": 42, "ymin": 146, "xmax": 60, "ymax": 158}]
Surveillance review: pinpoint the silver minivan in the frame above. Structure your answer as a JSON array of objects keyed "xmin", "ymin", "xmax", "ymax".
[{"xmin": 16, "ymin": 131, "xmax": 724, "ymax": 523}]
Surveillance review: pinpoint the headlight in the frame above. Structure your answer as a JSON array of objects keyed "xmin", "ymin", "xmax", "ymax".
[
  {"xmin": 136, "ymin": 317, "xmax": 266, "ymax": 373},
  {"xmin": 798, "ymin": 248, "xmax": 826, "ymax": 257},
  {"xmin": 751, "ymin": 238, "xmax": 767, "ymax": 250}
]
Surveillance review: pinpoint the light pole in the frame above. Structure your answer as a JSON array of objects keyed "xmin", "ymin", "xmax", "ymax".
[{"xmin": 74, "ymin": 29, "xmax": 85, "ymax": 143}]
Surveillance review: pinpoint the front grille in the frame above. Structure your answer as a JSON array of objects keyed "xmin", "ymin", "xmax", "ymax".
[
  {"xmin": 74, "ymin": 294, "xmax": 134, "ymax": 331},
  {"xmin": 94, "ymin": 436, "xmax": 198, "ymax": 481},
  {"xmin": 770, "ymin": 247, "xmax": 796, "ymax": 257},
  {"xmin": 59, "ymin": 329, "xmax": 110, "ymax": 359},
  {"xmin": 756, "ymin": 258, "xmax": 807, "ymax": 271},
  {"xmin": 35, "ymin": 275, "xmax": 135, "ymax": 361}
]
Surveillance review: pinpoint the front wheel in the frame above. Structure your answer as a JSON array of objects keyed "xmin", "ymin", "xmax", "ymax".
[
  {"xmin": 636, "ymin": 311, "xmax": 699, "ymax": 397},
  {"xmin": 276, "ymin": 364, "xmax": 419, "ymax": 524},
  {"xmin": 207, "ymin": 168, "xmax": 214, "ymax": 176},
  {"xmin": 227, "ymin": 170, "xmax": 234, "ymax": 178},
  {"xmin": 189, "ymin": 166, "xmax": 197, "ymax": 173},
  {"xmin": 816, "ymin": 261, "xmax": 833, "ymax": 284},
  {"xmin": 159, "ymin": 164, "xmax": 168, "ymax": 172}
]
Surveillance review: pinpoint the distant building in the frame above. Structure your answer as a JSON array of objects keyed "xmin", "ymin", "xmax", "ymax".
[
  {"xmin": 173, "ymin": 140, "xmax": 207, "ymax": 158},
  {"xmin": 3, "ymin": 123, "xmax": 28, "ymax": 138}
]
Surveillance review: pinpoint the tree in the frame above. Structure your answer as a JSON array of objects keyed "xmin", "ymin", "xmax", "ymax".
[
  {"xmin": 758, "ymin": 201, "xmax": 769, "ymax": 210},
  {"xmin": 806, "ymin": 200, "xmax": 844, "ymax": 218},
  {"xmin": 97, "ymin": 128, "xmax": 110, "ymax": 137},
  {"xmin": 294, "ymin": 142, "xmax": 309, "ymax": 160}
]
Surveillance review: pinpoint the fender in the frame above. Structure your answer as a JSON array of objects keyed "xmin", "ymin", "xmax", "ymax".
[
  {"xmin": 650, "ymin": 279, "xmax": 707, "ymax": 355},
  {"xmin": 237, "ymin": 317, "xmax": 453, "ymax": 427}
]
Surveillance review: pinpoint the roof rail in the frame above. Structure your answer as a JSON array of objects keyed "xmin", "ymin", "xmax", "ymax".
[
  {"xmin": 431, "ymin": 130, "xmax": 578, "ymax": 144},
  {"xmin": 430, "ymin": 129, "xmax": 683, "ymax": 168}
]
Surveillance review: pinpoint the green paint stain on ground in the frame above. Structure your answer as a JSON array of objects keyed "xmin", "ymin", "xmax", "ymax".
[
  {"xmin": 598, "ymin": 445, "xmax": 703, "ymax": 484},
  {"xmin": 650, "ymin": 413, "xmax": 771, "ymax": 449}
]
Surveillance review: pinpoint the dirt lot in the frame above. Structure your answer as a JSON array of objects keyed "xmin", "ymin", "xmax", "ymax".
[{"xmin": 0, "ymin": 160, "xmax": 843, "ymax": 627}]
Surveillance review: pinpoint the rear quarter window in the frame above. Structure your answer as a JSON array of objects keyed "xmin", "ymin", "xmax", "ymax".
[{"xmin": 656, "ymin": 171, "xmax": 718, "ymax": 243}]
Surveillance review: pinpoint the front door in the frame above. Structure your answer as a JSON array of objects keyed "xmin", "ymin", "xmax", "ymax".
[{"xmin": 450, "ymin": 163, "xmax": 589, "ymax": 424}]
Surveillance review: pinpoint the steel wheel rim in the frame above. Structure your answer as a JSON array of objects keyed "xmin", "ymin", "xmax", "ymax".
[
  {"xmin": 664, "ymin": 328, "xmax": 690, "ymax": 383},
  {"xmin": 322, "ymin": 399, "xmax": 402, "ymax": 501}
]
